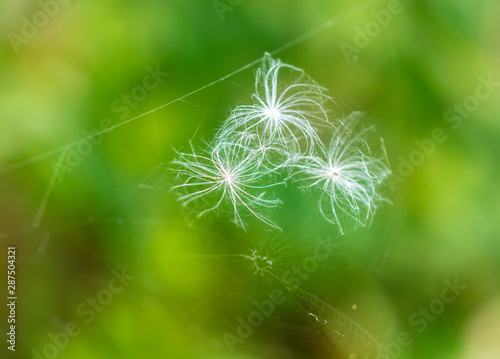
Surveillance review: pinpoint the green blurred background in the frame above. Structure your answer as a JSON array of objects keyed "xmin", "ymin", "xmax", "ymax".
[{"xmin": 1, "ymin": 0, "xmax": 500, "ymax": 358}]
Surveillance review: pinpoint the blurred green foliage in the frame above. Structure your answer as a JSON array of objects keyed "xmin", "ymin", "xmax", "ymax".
[{"xmin": 1, "ymin": 0, "xmax": 500, "ymax": 358}]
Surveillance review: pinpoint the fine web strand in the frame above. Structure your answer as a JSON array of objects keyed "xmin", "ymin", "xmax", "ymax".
[
  {"xmin": 269, "ymin": 271, "xmax": 389, "ymax": 359},
  {"xmin": 0, "ymin": 0, "xmax": 378, "ymax": 176},
  {"xmin": 32, "ymin": 148, "xmax": 68, "ymax": 229}
]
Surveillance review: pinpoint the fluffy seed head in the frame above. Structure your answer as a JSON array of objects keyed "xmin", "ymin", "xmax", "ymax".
[
  {"xmin": 216, "ymin": 53, "xmax": 333, "ymax": 155},
  {"xmin": 292, "ymin": 112, "xmax": 391, "ymax": 234},
  {"xmin": 171, "ymin": 139, "xmax": 283, "ymax": 230}
]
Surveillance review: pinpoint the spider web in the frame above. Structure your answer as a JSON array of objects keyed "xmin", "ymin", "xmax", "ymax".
[
  {"xmin": 79, "ymin": 128, "xmax": 393, "ymax": 359},
  {"xmin": 0, "ymin": 2, "xmax": 397, "ymax": 358}
]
